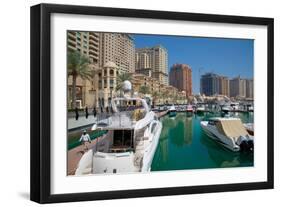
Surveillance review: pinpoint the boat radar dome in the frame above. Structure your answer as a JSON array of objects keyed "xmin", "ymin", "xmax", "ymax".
[{"xmin": 122, "ymin": 80, "xmax": 132, "ymax": 93}]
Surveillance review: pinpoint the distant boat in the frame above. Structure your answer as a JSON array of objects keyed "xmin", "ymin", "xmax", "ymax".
[
  {"xmin": 247, "ymin": 104, "xmax": 254, "ymax": 112},
  {"xmin": 230, "ymin": 102, "xmax": 239, "ymax": 111},
  {"xmin": 196, "ymin": 103, "xmax": 205, "ymax": 114},
  {"xmin": 168, "ymin": 105, "xmax": 177, "ymax": 117},
  {"xmin": 186, "ymin": 104, "xmax": 194, "ymax": 116},
  {"xmin": 221, "ymin": 104, "xmax": 232, "ymax": 113},
  {"xmin": 201, "ymin": 117, "xmax": 254, "ymax": 152}
]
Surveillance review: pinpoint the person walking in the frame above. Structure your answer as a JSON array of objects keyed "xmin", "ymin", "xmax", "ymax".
[
  {"xmin": 75, "ymin": 107, "xmax": 79, "ymax": 120},
  {"xmin": 85, "ymin": 106, "xmax": 89, "ymax": 119},
  {"xmin": 79, "ymin": 130, "xmax": 91, "ymax": 151},
  {"xmin": 93, "ymin": 107, "xmax": 97, "ymax": 117}
]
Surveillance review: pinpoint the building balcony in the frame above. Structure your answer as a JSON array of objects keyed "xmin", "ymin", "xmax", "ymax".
[
  {"xmin": 89, "ymin": 38, "xmax": 99, "ymax": 46},
  {"xmin": 67, "ymin": 44, "xmax": 76, "ymax": 52},
  {"xmin": 89, "ymin": 35, "xmax": 99, "ymax": 42},
  {"xmin": 68, "ymin": 39, "xmax": 76, "ymax": 47},
  {"xmin": 67, "ymin": 32, "xmax": 76, "ymax": 41}
]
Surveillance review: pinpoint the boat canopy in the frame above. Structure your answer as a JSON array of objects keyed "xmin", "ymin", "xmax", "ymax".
[{"xmin": 216, "ymin": 119, "xmax": 249, "ymax": 138}]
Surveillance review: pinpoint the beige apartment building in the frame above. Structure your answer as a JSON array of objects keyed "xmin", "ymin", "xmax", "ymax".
[
  {"xmin": 67, "ymin": 31, "xmax": 135, "ymax": 108},
  {"xmin": 218, "ymin": 76, "xmax": 230, "ymax": 97},
  {"xmin": 135, "ymin": 45, "xmax": 168, "ymax": 85},
  {"xmin": 131, "ymin": 73, "xmax": 185, "ymax": 105},
  {"xmin": 99, "ymin": 33, "xmax": 135, "ymax": 73},
  {"xmin": 229, "ymin": 76, "xmax": 253, "ymax": 98},
  {"xmin": 246, "ymin": 79, "xmax": 254, "ymax": 99}
]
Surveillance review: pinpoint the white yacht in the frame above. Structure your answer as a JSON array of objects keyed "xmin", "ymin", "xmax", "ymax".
[
  {"xmin": 168, "ymin": 105, "xmax": 177, "ymax": 117},
  {"xmin": 200, "ymin": 117, "xmax": 254, "ymax": 152},
  {"xmin": 230, "ymin": 102, "xmax": 239, "ymax": 111},
  {"xmin": 75, "ymin": 83, "xmax": 162, "ymax": 175},
  {"xmin": 196, "ymin": 103, "xmax": 206, "ymax": 114},
  {"xmin": 221, "ymin": 104, "xmax": 232, "ymax": 113},
  {"xmin": 247, "ymin": 104, "xmax": 254, "ymax": 112}
]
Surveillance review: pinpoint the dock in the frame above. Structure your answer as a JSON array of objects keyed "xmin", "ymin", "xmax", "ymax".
[{"xmin": 156, "ymin": 110, "xmax": 168, "ymax": 118}]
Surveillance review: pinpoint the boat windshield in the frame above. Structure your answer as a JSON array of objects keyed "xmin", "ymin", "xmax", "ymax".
[
  {"xmin": 95, "ymin": 98, "xmax": 148, "ymax": 129},
  {"xmin": 113, "ymin": 99, "xmax": 146, "ymax": 113}
]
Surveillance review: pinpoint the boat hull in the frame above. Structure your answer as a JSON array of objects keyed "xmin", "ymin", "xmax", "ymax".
[
  {"xmin": 200, "ymin": 121, "xmax": 240, "ymax": 152},
  {"xmin": 168, "ymin": 111, "xmax": 177, "ymax": 117}
]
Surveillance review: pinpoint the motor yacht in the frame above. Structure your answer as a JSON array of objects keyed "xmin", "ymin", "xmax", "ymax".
[
  {"xmin": 221, "ymin": 104, "xmax": 232, "ymax": 113},
  {"xmin": 75, "ymin": 83, "xmax": 162, "ymax": 175},
  {"xmin": 195, "ymin": 103, "xmax": 206, "ymax": 114},
  {"xmin": 230, "ymin": 102, "xmax": 239, "ymax": 111},
  {"xmin": 168, "ymin": 105, "xmax": 177, "ymax": 117}
]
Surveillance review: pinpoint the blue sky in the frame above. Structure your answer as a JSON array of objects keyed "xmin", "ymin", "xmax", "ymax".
[{"xmin": 133, "ymin": 34, "xmax": 254, "ymax": 93}]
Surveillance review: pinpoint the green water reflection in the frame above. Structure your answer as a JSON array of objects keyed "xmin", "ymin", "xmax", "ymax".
[{"xmin": 151, "ymin": 112, "xmax": 254, "ymax": 171}]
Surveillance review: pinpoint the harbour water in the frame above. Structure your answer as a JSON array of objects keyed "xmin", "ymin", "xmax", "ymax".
[{"xmin": 151, "ymin": 112, "xmax": 254, "ymax": 171}]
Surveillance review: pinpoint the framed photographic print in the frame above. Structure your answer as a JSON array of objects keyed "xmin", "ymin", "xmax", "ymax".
[{"xmin": 30, "ymin": 3, "xmax": 274, "ymax": 203}]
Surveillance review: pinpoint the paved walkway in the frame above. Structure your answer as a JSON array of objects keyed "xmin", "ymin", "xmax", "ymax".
[
  {"xmin": 67, "ymin": 135, "xmax": 106, "ymax": 175},
  {"xmin": 68, "ymin": 116, "xmax": 97, "ymax": 131}
]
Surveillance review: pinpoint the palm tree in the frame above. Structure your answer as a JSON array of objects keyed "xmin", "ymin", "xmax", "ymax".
[
  {"xmin": 67, "ymin": 51, "xmax": 92, "ymax": 109},
  {"xmin": 115, "ymin": 72, "xmax": 132, "ymax": 92},
  {"xmin": 152, "ymin": 91, "xmax": 159, "ymax": 105},
  {"xmin": 139, "ymin": 85, "xmax": 150, "ymax": 95},
  {"xmin": 158, "ymin": 91, "xmax": 164, "ymax": 104}
]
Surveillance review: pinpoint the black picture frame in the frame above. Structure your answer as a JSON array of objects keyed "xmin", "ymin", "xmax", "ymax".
[{"xmin": 30, "ymin": 3, "xmax": 274, "ymax": 204}]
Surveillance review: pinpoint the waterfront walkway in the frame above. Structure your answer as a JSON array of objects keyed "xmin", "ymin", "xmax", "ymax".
[
  {"xmin": 68, "ymin": 115, "xmax": 97, "ymax": 131},
  {"xmin": 67, "ymin": 135, "xmax": 106, "ymax": 175}
]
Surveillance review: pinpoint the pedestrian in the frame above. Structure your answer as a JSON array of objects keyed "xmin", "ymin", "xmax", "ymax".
[
  {"xmin": 93, "ymin": 107, "xmax": 97, "ymax": 117},
  {"xmin": 75, "ymin": 107, "xmax": 79, "ymax": 120},
  {"xmin": 85, "ymin": 106, "xmax": 89, "ymax": 119},
  {"xmin": 79, "ymin": 130, "xmax": 91, "ymax": 151},
  {"xmin": 106, "ymin": 106, "xmax": 109, "ymax": 114}
]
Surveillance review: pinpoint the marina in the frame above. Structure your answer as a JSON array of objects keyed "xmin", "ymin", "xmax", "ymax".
[
  {"xmin": 151, "ymin": 111, "xmax": 254, "ymax": 171},
  {"xmin": 65, "ymin": 31, "xmax": 255, "ymax": 176},
  {"xmin": 68, "ymin": 104, "xmax": 254, "ymax": 174}
]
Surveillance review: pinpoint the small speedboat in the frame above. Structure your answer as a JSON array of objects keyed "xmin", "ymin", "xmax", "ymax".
[
  {"xmin": 201, "ymin": 117, "xmax": 254, "ymax": 152},
  {"xmin": 221, "ymin": 104, "xmax": 232, "ymax": 113}
]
